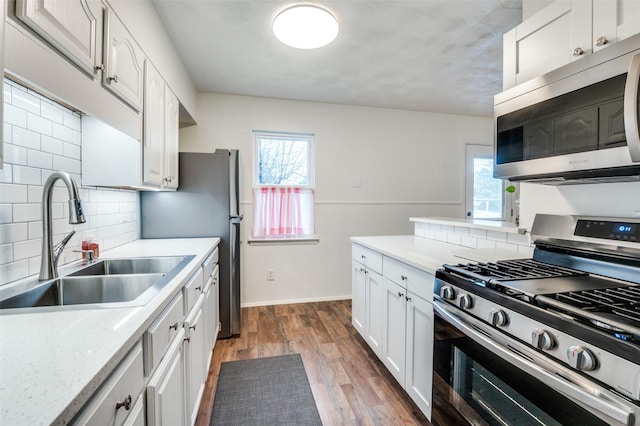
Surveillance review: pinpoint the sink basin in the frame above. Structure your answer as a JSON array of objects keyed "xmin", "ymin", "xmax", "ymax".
[
  {"xmin": 0, "ymin": 255, "xmax": 195, "ymax": 311},
  {"xmin": 0, "ymin": 275, "xmax": 163, "ymax": 308},
  {"xmin": 69, "ymin": 256, "xmax": 188, "ymax": 276}
]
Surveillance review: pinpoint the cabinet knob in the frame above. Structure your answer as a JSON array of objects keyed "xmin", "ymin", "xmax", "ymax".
[
  {"xmin": 405, "ymin": 295, "xmax": 412, "ymax": 302},
  {"xmin": 190, "ymin": 324, "xmax": 197, "ymax": 331},
  {"xmin": 108, "ymin": 75, "xmax": 119, "ymax": 83},
  {"xmin": 169, "ymin": 322, "xmax": 178, "ymax": 330},
  {"xmin": 400, "ymin": 275, "xmax": 407, "ymax": 281},
  {"xmin": 361, "ymin": 254, "xmax": 366, "ymax": 259},
  {"xmin": 397, "ymin": 291, "xmax": 404, "ymax": 298},
  {"xmin": 595, "ymin": 36, "xmax": 608, "ymax": 47},
  {"xmin": 572, "ymin": 47, "xmax": 584, "ymax": 56},
  {"xmin": 184, "ymin": 337, "xmax": 191, "ymax": 342},
  {"xmin": 195, "ymin": 286, "xmax": 202, "ymax": 292},
  {"xmin": 115, "ymin": 395, "xmax": 132, "ymax": 411},
  {"xmin": 95, "ymin": 64, "xmax": 105, "ymax": 72}
]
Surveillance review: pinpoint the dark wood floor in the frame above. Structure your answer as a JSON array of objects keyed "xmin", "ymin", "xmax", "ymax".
[{"xmin": 195, "ymin": 300, "xmax": 433, "ymax": 425}]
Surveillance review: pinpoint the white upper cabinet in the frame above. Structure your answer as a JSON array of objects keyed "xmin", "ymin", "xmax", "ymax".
[
  {"xmin": 143, "ymin": 59, "xmax": 180, "ymax": 189},
  {"xmin": 102, "ymin": 7, "xmax": 144, "ymax": 111},
  {"xmin": 503, "ymin": 0, "xmax": 640, "ymax": 89},
  {"xmin": 593, "ymin": 0, "xmax": 640, "ymax": 53},
  {"xmin": 143, "ymin": 59, "xmax": 165, "ymax": 187},
  {"xmin": 15, "ymin": 0, "xmax": 101, "ymax": 78}
]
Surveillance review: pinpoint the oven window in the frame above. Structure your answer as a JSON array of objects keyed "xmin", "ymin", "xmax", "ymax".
[{"xmin": 434, "ymin": 327, "xmax": 609, "ymax": 425}]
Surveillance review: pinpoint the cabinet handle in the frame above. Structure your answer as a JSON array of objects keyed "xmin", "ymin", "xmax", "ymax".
[
  {"xmin": 195, "ymin": 286, "xmax": 202, "ymax": 292},
  {"xmin": 406, "ymin": 296, "xmax": 412, "ymax": 302},
  {"xmin": 108, "ymin": 75, "xmax": 119, "ymax": 83},
  {"xmin": 115, "ymin": 395, "xmax": 132, "ymax": 411},
  {"xmin": 95, "ymin": 64, "xmax": 105, "ymax": 72},
  {"xmin": 400, "ymin": 275, "xmax": 407, "ymax": 281},
  {"xmin": 397, "ymin": 292, "xmax": 404, "ymax": 298},
  {"xmin": 184, "ymin": 337, "xmax": 191, "ymax": 342},
  {"xmin": 169, "ymin": 322, "xmax": 178, "ymax": 330},
  {"xmin": 595, "ymin": 36, "xmax": 608, "ymax": 47},
  {"xmin": 190, "ymin": 324, "xmax": 197, "ymax": 331},
  {"xmin": 572, "ymin": 47, "xmax": 584, "ymax": 56}
]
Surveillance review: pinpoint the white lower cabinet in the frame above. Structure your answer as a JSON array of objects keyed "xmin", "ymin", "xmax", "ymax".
[
  {"xmin": 73, "ymin": 342, "xmax": 145, "ymax": 425},
  {"xmin": 185, "ymin": 296, "xmax": 206, "ymax": 425},
  {"xmin": 352, "ymin": 242, "xmax": 434, "ymax": 421},
  {"xmin": 147, "ymin": 328, "xmax": 187, "ymax": 426},
  {"xmin": 123, "ymin": 394, "xmax": 146, "ymax": 426}
]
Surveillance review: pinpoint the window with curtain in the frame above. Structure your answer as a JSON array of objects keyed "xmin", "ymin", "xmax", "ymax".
[{"xmin": 252, "ymin": 131, "xmax": 315, "ymax": 238}]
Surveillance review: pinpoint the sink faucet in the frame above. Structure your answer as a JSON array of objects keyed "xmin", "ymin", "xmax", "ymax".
[{"xmin": 39, "ymin": 171, "xmax": 86, "ymax": 281}]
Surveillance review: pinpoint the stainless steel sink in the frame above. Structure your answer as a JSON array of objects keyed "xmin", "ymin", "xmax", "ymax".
[
  {"xmin": 68, "ymin": 256, "xmax": 188, "ymax": 276},
  {"xmin": 0, "ymin": 275, "xmax": 163, "ymax": 308},
  {"xmin": 0, "ymin": 255, "xmax": 195, "ymax": 311}
]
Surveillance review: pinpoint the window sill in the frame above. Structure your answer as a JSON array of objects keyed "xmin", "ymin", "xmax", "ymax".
[{"xmin": 247, "ymin": 236, "xmax": 320, "ymax": 246}]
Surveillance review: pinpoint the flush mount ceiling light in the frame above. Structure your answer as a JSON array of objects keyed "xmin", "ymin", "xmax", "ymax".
[{"xmin": 273, "ymin": 4, "xmax": 339, "ymax": 49}]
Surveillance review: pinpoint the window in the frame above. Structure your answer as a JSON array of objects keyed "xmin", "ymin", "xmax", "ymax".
[
  {"xmin": 252, "ymin": 131, "xmax": 315, "ymax": 238},
  {"xmin": 465, "ymin": 145, "xmax": 506, "ymax": 220}
]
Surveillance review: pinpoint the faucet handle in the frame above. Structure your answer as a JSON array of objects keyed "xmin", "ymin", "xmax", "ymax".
[
  {"xmin": 53, "ymin": 230, "xmax": 76, "ymax": 264},
  {"xmin": 73, "ymin": 249, "xmax": 95, "ymax": 261}
]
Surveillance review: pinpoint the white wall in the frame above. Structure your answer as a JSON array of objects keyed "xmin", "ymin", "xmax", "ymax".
[{"xmin": 179, "ymin": 93, "xmax": 493, "ymax": 306}]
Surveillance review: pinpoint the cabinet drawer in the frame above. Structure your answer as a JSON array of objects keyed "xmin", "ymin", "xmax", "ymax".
[
  {"xmin": 183, "ymin": 267, "xmax": 204, "ymax": 314},
  {"xmin": 352, "ymin": 244, "xmax": 383, "ymax": 273},
  {"xmin": 144, "ymin": 292, "xmax": 184, "ymax": 375},
  {"xmin": 383, "ymin": 256, "xmax": 433, "ymax": 302},
  {"xmin": 73, "ymin": 341, "xmax": 144, "ymax": 426},
  {"xmin": 202, "ymin": 247, "xmax": 219, "ymax": 280}
]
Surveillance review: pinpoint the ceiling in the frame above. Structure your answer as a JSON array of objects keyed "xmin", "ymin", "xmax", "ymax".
[{"xmin": 151, "ymin": 0, "xmax": 522, "ymax": 117}]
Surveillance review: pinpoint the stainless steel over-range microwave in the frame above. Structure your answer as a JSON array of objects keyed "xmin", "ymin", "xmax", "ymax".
[{"xmin": 494, "ymin": 33, "xmax": 640, "ymax": 184}]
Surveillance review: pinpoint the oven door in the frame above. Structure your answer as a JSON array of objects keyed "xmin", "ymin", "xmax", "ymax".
[{"xmin": 433, "ymin": 300, "xmax": 638, "ymax": 426}]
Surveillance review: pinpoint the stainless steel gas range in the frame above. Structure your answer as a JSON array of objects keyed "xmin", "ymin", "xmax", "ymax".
[{"xmin": 433, "ymin": 214, "xmax": 639, "ymax": 426}]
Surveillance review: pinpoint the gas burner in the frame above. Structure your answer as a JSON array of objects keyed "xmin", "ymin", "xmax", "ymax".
[{"xmin": 444, "ymin": 259, "xmax": 587, "ymax": 283}]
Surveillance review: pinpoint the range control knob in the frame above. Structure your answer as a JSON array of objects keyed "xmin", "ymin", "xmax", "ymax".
[
  {"xmin": 567, "ymin": 346, "xmax": 598, "ymax": 371},
  {"xmin": 457, "ymin": 294, "xmax": 473, "ymax": 310},
  {"xmin": 440, "ymin": 286, "xmax": 456, "ymax": 301},
  {"xmin": 489, "ymin": 308, "xmax": 508, "ymax": 326},
  {"xmin": 531, "ymin": 328, "xmax": 555, "ymax": 350}
]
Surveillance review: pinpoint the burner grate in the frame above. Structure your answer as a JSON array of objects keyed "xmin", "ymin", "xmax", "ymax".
[
  {"xmin": 553, "ymin": 286, "xmax": 640, "ymax": 323},
  {"xmin": 444, "ymin": 259, "xmax": 587, "ymax": 282}
]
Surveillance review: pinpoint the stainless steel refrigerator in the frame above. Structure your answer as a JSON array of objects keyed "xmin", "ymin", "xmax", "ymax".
[{"xmin": 140, "ymin": 149, "xmax": 241, "ymax": 338}]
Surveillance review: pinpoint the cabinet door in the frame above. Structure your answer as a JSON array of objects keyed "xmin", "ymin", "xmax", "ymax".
[
  {"xmin": 365, "ymin": 269, "xmax": 383, "ymax": 357},
  {"xmin": 186, "ymin": 301, "xmax": 206, "ymax": 425},
  {"xmin": 122, "ymin": 394, "xmax": 145, "ymax": 426},
  {"xmin": 405, "ymin": 294, "xmax": 434, "ymax": 421},
  {"xmin": 593, "ymin": 0, "xmax": 640, "ymax": 52},
  {"xmin": 382, "ymin": 278, "xmax": 406, "ymax": 386},
  {"xmin": 164, "ymin": 86, "xmax": 179, "ymax": 189},
  {"xmin": 503, "ymin": 0, "xmax": 591, "ymax": 89},
  {"xmin": 102, "ymin": 7, "xmax": 143, "ymax": 111},
  {"xmin": 15, "ymin": 0, "xmax": 100, "ymax": 77},
  {"xmin": 147, "ymin": 329, "xmax": 187, "ymax": 426},
  {"xmin": 351, "ymin": 259, "xmax": 366, "ymax": 337},
  {"xmin": 143, "ymin": 59, "xmax": 165, "ymax": 186}
]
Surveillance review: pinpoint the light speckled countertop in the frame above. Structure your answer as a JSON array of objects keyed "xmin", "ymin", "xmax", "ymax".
[
  {"xmin": 350, "ymin": 235, "xmax": 522, "ymax": 274},
  {"xmin": 0, "ymin": 238, "xmax": 219, "ymax": 426}
]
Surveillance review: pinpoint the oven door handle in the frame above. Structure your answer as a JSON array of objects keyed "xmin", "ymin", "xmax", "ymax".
[
  {"xmin": 624, "ymin": 52, "xmax": 640, "ymax": 162},
  {"xmin": 434, "ymin": 301, "xmax": 636, "ymax": 426}
]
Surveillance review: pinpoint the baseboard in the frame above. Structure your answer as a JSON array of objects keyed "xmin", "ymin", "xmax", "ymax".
[{"xmin": 241, "ymin": 295, "xmax": 352, "ymax": 308}]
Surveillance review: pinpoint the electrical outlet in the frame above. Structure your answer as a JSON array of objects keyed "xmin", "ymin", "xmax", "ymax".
[{"xmin": 266, "ymin": 268, "xmax": 275, "ymax": 281}]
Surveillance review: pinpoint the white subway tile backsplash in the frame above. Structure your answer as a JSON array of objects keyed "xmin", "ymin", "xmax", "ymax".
[
  {"xmin": 11, "ymin": 89, "xmax": 41, "ymax": 115},
  {"xmin": 27, "ymin": 149, "xmax": 53, "ymax": 169},
  {"xmin": 12, "ymin": 165, "xmax": 42, "ymax": 185},
  {"xmin": 1, "ymin": 78, "xmax": 139, "ymax": 286},
  {"xmin": 41, "ymin": 135, "xmax": 65, "ymax": 155},
  {"xmin": 507, "ymin": 232, "xmax": 531, "ymax": 246},
  {"xmin": 447, "ymin": 233, "xmax": 462, "ymax": 245},
  {"xmin": 469, "ymin": 228, "xmax": 487, "ymax": 238},
  {"xmin": 454, "ymin": 226, "xmax": 469, "ymax": 235},
  {"xmin": 0, "ymin": 223, "xmax": 29, "ymax": 243},
  {"xmin": 487, "ymin": 230, "xmax": 507, "ymax": 242},
  {"xmin": 12, "ymin": 204, "xmax": 41, "ymax": 222},
  {"xmin": 0, "ymin": 184, "xmax": 28, "ymax": 203},
  {"xmin": 460, "ymin": 236, "xmax": 477, "ymax": 248},
  {"xmin": 477, "ymin": 238, "xmax": 497, "ymax": 249},
  {"xmin": 12, "ymin": 126, "xmax": 40, "ymax": 149},
  {"xmin": 27, "ymin": 112, "xmax": 53, "ymax": 136}
]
